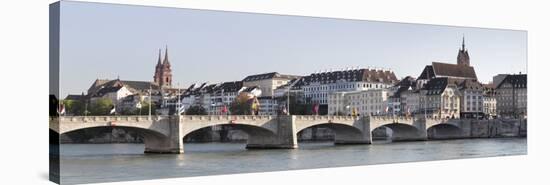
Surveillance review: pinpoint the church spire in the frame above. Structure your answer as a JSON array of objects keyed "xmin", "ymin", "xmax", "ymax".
[
  {"xmin": 163, "ymin": 45, "xmax": 170, "ymax": 65},
  {"xmin": 457, "ymin": 35, "xmax": 470, "ymax": 66},
  {"xmin": 462, "ymin": 35, "xmax": 465, "ymax": 51},
  {"xmin": 156, "ymin": 48, "xmax": 162, "ymax": 66}
]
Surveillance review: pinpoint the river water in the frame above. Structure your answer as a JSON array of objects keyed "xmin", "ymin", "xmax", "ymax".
[{"xmin": 59, "ymin": 138, "xmax": 526, "ymax": 184}]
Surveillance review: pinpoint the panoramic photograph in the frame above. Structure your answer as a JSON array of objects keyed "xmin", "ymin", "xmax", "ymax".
[{"xmin": 49, "ymin": 1, "xmax": 527, "ymax": 184}]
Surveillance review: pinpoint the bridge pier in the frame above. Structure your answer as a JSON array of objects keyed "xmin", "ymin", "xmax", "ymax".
[
  {"xmin": 246, "ymin": 115, "xmax": 298, "ymax": 149},
  {"xmin": 334, "ymin": 117, "xmax": 372, "ymax": 145},
  {"xmin": 145, "ymin": 117, "xmax": 184, "ymax": 154}
]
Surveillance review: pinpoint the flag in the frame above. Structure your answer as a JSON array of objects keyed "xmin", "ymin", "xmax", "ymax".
[
  {"xmin": 58, "ymin": 104, "xmax": 65, "ymax": 115},
  {"xmin": 110, "ymin": 105, "xmax": 116, "ymax": 115},
  {"xmin": 221, "ymin": 105, "xmax": 228, "ymax": 114},
  {"xmin": 281, "ymin": 105, "xmax": 288, "ymax": 115},
  {"xmin": 313, "ymin": 103, "xmax": 319, "ymax": 115},
  {"xmin": 178, "ymin": 104, "xmax": 185, "ymax": 115}
]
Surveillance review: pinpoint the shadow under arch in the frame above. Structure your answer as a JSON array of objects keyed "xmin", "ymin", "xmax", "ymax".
[
  {"xmin": 427, "ymin": 124, "xmax": 464, "ymax": 139},
  {"xmin": 54, "ymin": 126, "xmax": 171, "ymax": 153},
  {"xmin": 373, "ymin": 123, "xmax": 426, "ymax": 142},
  {"xmin": 296, "ymin": 123, "xmax": 369, "ymax": 145},
  {"xmin": 181, "ymin": 123, "xmax": 280, "ymax": 149}
]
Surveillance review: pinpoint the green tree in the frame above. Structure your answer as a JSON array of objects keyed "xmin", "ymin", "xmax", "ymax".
[
  {"xmin": 185, "ymin": 105, "xmax": 208, "ymax": 115},
  {"xmin": 118, "ymin": 107, "xmax": 135, "ymax": 115},
  {"xmin": 117, "ymin": 101, "xmax": 156, "ymax": 115},
  {"xmin": 89, "ymin": 98, "xmax": 114, "ymax": 115},
  {"xmin": 62, "ymin": 99, "xmax": 85, "ymax": 115},
  {"xmin": 136, "ymin": 101, "xmax": 156, "ymax": 115},
  {"xmin": 229, "ymin": 101, "xmax": 251, "ymax": 115}
]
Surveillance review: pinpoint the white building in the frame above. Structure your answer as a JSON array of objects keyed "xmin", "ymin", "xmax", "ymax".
[
  {"xmin": 242, "ymin": 72, "xmax": 299, "ymax": 97},
  {"xmin": 206, "ymin": 82, "xmax": 245, "ymax": 115},
  {"xmin": 418, "ymin": 77, "xmax": 461, "ymax": 119},
  {"xmin": 388, "ymin": 76, "xmax": 417, "ymax": 115},
  {"xmin": 400, "ymin": 90, "xmax": 420, "ymax": 115},
  {"xmin": 457, "ymin": 79, "xmax": 484, "ymax": 118},
  {"xmin": 258, "ymin": 97, "xmax": 279, "ymax": 115},
  {"xmin": 328, "ymin": 89, "xmax": 391, "ymax": 116},
  {"xmin": 483, "ymin": 96, "xmax": 497, "ymax": 118},
  {"xmin": 90, "ymin": 85, "xmax": 133, "ymax": 105},
  {"xmin": 178, "ymin": 81, "xmax": 265, "ymax": 115},
  {"xmin": 295, "ymin": 68, "xmax": 398, "ymax": 115},
  {"xmin": 179, "ymin": 82, "xmax": 245, "ymax": 115}
]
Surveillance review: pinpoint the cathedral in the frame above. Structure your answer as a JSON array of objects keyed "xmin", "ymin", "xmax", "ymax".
[{"xmin": 154, "ymin": 47, "xmax": 173, "ymax": 88}]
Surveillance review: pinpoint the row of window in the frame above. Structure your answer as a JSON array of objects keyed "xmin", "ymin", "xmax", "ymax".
[{"xmin": 304, "ymin": 83, "xmax": 388, "ymax": 92}]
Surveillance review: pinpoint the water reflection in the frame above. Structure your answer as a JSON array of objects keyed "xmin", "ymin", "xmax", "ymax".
[{"xmin": 59, "ymin": 138, "xmax": 526, "ymax": 184}]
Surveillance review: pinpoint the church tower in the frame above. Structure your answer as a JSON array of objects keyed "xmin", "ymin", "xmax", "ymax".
[
  {"xmin": 457, "ymin": 36, "xmax": 470, "ymax": 66},
  {"xmin": 153, "ymin": 46, "xmax": 173, "ymax": 88}
]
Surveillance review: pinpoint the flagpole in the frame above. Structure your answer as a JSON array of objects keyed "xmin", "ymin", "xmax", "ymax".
[
  {"xmin": 84, "ymin": 101, "xmax": 88, "ymax": 117},
  {"xmin": 149, "ymin": 85, "xmax": 152, "ymax": 120},
  {"xmin": 177, "ymin": 83, "xmax": 181, "ymax": 116}
]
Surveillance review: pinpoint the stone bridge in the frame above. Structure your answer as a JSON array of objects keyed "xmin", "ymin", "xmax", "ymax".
[{"xmin": 50, "ymin": 115, "xmax": 526, "ymax": 154}]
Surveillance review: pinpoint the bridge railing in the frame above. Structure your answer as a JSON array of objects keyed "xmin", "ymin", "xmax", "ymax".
[
  {"xmin": 369, "ymin": 115, "xmax": 416, "ymax": 121},
  {"xmin": 58, "ymin": 115, "xmax": 168, "ymax": 122},
  {"xmin": 295, "ymin": 115, "xmax": 356, "ymax": 121},
  {"xmin": 180, "ymin": 115, "xmax": 274, "ymax": 121}
]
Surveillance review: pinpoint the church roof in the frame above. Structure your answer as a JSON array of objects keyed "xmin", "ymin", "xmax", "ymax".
[
  {"xmin": 91, "ymin": 86, "xmax": 123, "ymax": 97},
  {"xmin": 432, "ymin": 62, "xmax": 477, "ymax": 79},
  {"xmin": 121, "ymin": 80, "xmax": 159, "ymax": 91},
  {"xmin": 87, "ymin": 79, "xmax": 158, "ymax": 97},
  {"xmin": 418, "ymin": 62, "xmax": 477, "ymax": 80}
]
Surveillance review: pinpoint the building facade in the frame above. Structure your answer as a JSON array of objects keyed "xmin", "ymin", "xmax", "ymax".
[
  {"xmin": 418, "ymin": 78, "xmax": 461, "ymax": 119},
  {"xmin": 458, "ymin": 79, "xmax": 484, "ymax": 118},
  {"xmin": 328, "ymin": 89, "xmax": 391, "ymax": 116},
  {"xmin": 242, "ymin": 72, "xmax": 298, "ymax": 97},
  {"xmin": 496, "ymin": 74, "xmax": 527, "ymax": 118},
  {"xmin": 400, "ymin": 90, "xmax": 420, "ymax": 116},
  {"xmin": 297, "ymin": 68, "xmax": 398, "ymax": 107},
  {"xmin": 482, "ymin": 84, "xmax": 497, "ymax": 118},
  {"xmin": 388, "ymin": 76, "xmax": 417, "ymax": 115},
  {"xmin": 258, "ymin": 97, "xmax": 279, "ymax": 115}
]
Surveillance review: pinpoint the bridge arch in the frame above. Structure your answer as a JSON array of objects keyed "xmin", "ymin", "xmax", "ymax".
[
  {"xmin": 371, "ymin": 122, "xmax": 427, "ymax": 142},
  {"xmin": 53, "ymin": 125, "xmax": 173, "ymax": 153},
  {"xmin": 427, "ymin": 123, "xmax": 464, "ymax": 139},
  {"xmin": 181, "ymin": 120, "xmax": 282, "ymax": 149},
  {"xmin": 294, "ymin": 121, "xmax": 370, "ymax": 145}
]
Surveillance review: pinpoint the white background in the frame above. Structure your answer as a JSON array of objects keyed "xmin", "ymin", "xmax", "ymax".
[{"xmin": 0, "ymin": 0, "xmax": 547, "ymax": 184}]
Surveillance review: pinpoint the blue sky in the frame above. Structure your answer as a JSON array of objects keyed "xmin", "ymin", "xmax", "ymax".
[{"xmin": 59, "ymin": 1, "xmax": 527, "ymax": 97}]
